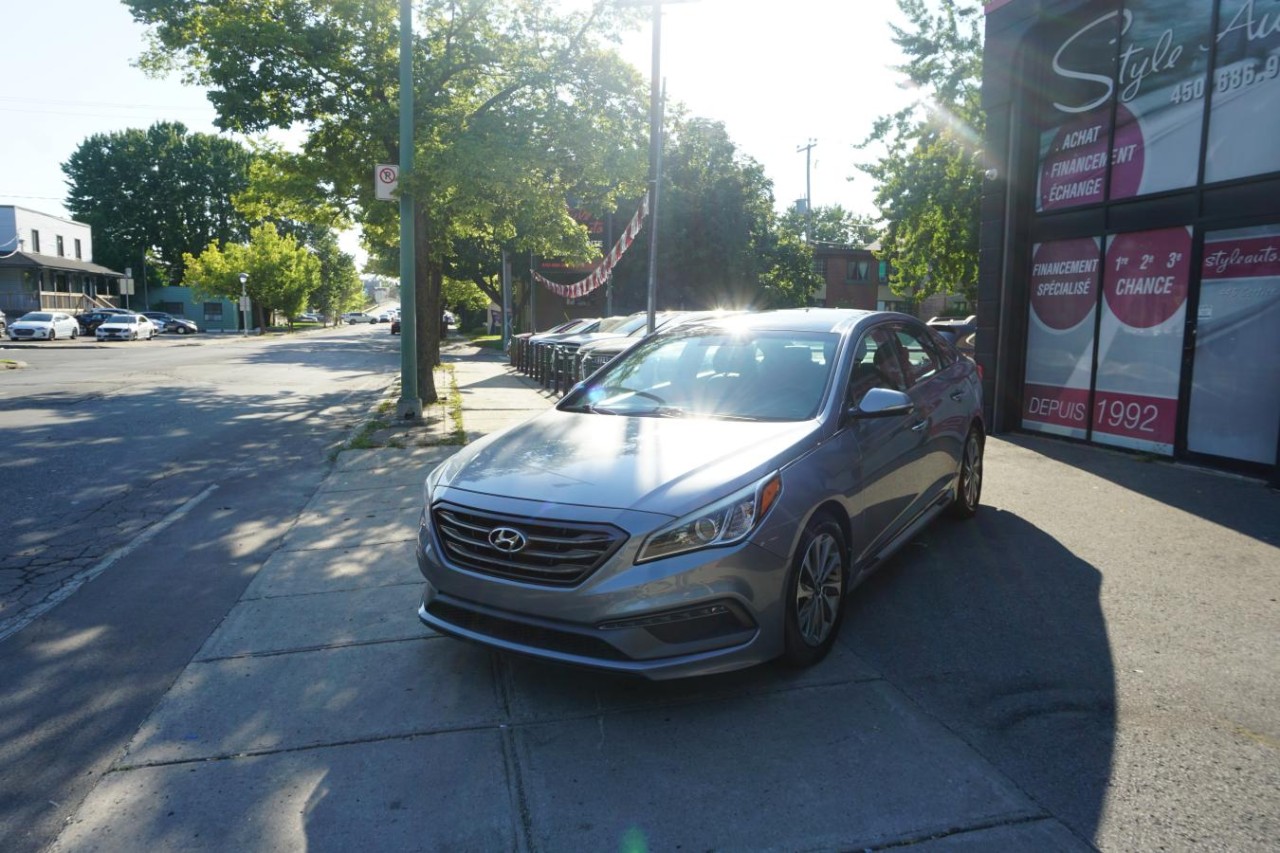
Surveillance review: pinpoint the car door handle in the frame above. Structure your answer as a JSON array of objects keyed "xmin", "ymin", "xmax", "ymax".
[
  {"xmin": 911, "ymin": 420, "xmax": 928, "ymax": 432},
  {"xmin": 950, "ymin": 390, "xmax": 964, "ymax": 401}
]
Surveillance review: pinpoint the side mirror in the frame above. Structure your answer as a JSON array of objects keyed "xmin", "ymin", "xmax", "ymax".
[{"xmin": 848, "ymin": 387, "xmax": 914, "ymax": 420}]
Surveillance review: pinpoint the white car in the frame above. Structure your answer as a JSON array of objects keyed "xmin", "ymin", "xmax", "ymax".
[
  {"xmin": 8, "ymin": 311, "xmax": 79, "ymax": 341},
  {"xmin": 96, "ymin": 314, "xmax": 157, "ymax": 341}
]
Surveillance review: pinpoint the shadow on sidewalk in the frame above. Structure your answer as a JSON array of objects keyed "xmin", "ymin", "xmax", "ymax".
[{"xmin": 1001, "ymin": 433, "xmax": 1279, "ymax": 546}]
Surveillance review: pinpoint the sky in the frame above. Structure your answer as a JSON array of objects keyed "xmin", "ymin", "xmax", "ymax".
[{"xmin": 1, "ymin": 0, "xmax": 921, "ymax": 258}]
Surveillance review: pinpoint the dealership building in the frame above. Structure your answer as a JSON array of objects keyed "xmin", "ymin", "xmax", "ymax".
[{"xmin": 978, "ymin": 0, "xmax": 1280, "ymax": 484}]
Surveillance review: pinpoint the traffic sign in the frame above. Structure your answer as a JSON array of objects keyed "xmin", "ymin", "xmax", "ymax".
[{"xmin": 375, "ymin": 164, "xmax": 399, "ymax": 201}]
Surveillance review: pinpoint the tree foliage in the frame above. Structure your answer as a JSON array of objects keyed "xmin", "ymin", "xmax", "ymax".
[
  {"xmin": 780, "ymin": 204, "xmax": 884, "ymax": 248},
  {"xmin": 183, "ymin": 223, "xmax": 320, "ymax": 327},
  {"xmin": 858, "ymin": 0, "xmax": 984, "ymax": 302},
  {"xmin": 126, "ymin": 0, "xmax": 650, "ymax": 403},
  {"xmin": 606, "ymin": 117, "xmax": 821, "ymax": 311},
  {"xmin": 62, "ymin": 121, "xmax": 253, "ymax": 284}
]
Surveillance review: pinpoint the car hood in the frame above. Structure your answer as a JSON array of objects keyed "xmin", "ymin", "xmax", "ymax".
[
  {"xmin": 13, "ymin": 320, "xmax": 54, "ymax": 329},
  {"xmin": 436, "ymin": 409, "xmax": 822, "ymax": 518},
  {"xmin": 99, "ymin": 321, "xmax": 136, "ymax": 329}
]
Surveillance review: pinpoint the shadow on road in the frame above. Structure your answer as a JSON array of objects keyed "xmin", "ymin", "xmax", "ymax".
[{"xmin": 844, "ymin": 506, "xmax": 1115, "ymax": 846}]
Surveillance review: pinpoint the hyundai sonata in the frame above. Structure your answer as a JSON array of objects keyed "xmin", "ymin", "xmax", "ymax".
[{"xmin": 417, "ymin": 309, "xmax": 983, "ymax": 679}]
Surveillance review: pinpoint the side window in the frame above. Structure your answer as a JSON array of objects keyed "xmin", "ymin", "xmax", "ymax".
[
  {"xmin": 847, "ymin": 326, "xmax": 904, "ymax": 406},
  {"xmin": 895, "ymin": 326, "xmax": 941, "ymax": 386}
]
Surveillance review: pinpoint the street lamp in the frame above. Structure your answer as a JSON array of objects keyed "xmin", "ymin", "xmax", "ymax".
[{"xmin": 238, "ymin": 272, "xmax": 249, "ymax": 336}]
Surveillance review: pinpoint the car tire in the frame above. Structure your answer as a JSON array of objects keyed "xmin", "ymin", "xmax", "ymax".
[
  {"xmin": 70, "ymin": 327, "xmax": 78, "ymax": 339},
  {"xmin": 781, "ymin": 516, "xmax": 848, "ymax": 668},
  {"xmin": 49, "ymin": 329, "xmax": 56, "ymax": 341},
  {"xmin": 176, "ymin": 326, "xmax": 189, "ymax": 335},
  {"xmin": 948, "ymin": 427, "xmax": 984, "ymax": 519}
]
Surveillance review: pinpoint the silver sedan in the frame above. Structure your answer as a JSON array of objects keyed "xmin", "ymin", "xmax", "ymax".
[{"xmin": 417, "ymin": 309, "xmax": 984, "ymax": 680}]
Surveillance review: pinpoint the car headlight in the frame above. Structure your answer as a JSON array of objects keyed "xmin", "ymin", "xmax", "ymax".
[{"xmin": 638, "ymin": 472, "xmax": 782, "ymax": 563}]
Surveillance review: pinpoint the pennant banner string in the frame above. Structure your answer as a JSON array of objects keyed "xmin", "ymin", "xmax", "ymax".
[{"xmin": 531, "ymin": 193, "xmax": 648, "ymax": 298}]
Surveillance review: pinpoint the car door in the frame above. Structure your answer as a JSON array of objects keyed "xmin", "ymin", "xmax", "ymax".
[
  {"xmin": 836, "ymin": 324, "xmax": 935, "ymax": 565},
  {"xmin": 892, "ymin": 321, "xmax": 968, "ymax": 507}
]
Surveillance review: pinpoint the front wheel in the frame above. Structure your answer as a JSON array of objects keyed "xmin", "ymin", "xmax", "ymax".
[
  {"xmin": 781, "ymin": 517, "xmax": 848, "ymax": 668},
  {"xmin": 176, "ymin": 326, "xmax": 189, "ymax": 335},
  {"xmin": 49, "ymin": 329, "xmax": 56, "ymax": 341},
  {"xmin": 70, "ymin": 327, "xmax": 78, "ymax": 339},
  {"xmin": 949, "ymin": 427, "xmax": 984, "ymax": 519}
]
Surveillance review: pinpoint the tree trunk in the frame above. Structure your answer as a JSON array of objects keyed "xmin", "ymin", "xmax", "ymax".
[{"xmin": 414, "ymin": 199, "xmax": 440, "ymax": 404}]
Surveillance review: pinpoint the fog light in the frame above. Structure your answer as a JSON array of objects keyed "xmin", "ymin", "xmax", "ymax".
[{"xmin": 598, "ymin": 603, "xmax": 732, "ymax": 631}]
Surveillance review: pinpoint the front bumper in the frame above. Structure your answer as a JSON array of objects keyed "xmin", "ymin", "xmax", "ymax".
[{"xmin": 415, "ymin": 501, "xmax": 791, "ymax": 680}]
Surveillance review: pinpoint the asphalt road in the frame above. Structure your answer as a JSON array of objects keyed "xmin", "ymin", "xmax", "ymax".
[{"xmin": 0, "ymin": 323, "xmax": 401, "ymax": 852}]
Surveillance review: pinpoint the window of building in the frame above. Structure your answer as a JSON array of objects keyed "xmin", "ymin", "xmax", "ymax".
[
  {"xmin": 161, "ymin": 302, "xmax": 186, "ymax": 316},
  {"xmin": 813, "ymin": 258, "xmax": 827, "ymax": 277},
  {"xmin": 847, "ymin": 260, "xmax": 870, "ymax": 281},
  {"xmin": 878, "ymin": 260, "xmax": 888, "ymax": 281},
  {"xmin": 74, "ymin": 239, "xmax": 82, "ymax": 260},
  {"xmin": 56, "ymin": 236, "xmax": 65, "ymax": 257},
  {"xmin": 31, "ymin": 230, "xmax": 40, "ymax": 253},
  {"xmin": 203, "ymin": 302, "xmax": 224, "ymax": 322}
]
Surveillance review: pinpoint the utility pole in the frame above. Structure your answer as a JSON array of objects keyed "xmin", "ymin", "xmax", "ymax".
[
  {"xmin": 396, "ymin": 0, "xmax": 422, "ymax": 420},
  {"xmin": 620, "ymin": 0, "xmax": 695, "ymax": 334},
  {"xmin": 797, "ymin": 138, "xmax": 816, "ymax": 242}
]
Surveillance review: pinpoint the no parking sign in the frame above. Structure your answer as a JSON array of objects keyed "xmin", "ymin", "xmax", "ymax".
[{"xmin": 374, "ymin": 164, "xmax": 399, "ymax": 201}]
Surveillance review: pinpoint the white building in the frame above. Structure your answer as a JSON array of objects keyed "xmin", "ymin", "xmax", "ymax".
[{"xmin": 0, "ymin": 206, "xmax": 123, "ymax": 317}]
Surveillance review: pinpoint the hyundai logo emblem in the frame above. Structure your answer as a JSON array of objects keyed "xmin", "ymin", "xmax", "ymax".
[{"xmin": 488, "ymin": 526, "xmax": 527, "ymax": 553}]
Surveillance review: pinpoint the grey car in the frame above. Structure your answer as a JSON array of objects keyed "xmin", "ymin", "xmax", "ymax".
[{"xmin": 416, "ymin": 309, "xmax": 984, "ymax": 679}]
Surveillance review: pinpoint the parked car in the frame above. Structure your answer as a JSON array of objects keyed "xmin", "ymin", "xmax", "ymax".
[
  {"xmin": 96, "ymin": 313, "xmax": 157, "ymax": 341},
  {"xmin": 390, "ymin": 317, "xmax": 401, "ymax": 335},
  {"xmin": 926, "ymin": 315, "xmax": 977, "ymax": 357},
  {"xmin": 342, "ymin": 312, "xmax": 375, "ymax": 324},
  {"xmin": 0, "ymin": 309, "xmax": 6, "ymax": 336},
  {"xmin": 141, "ymin": 311, "xmax": 198, "ymax": 335},
  {"xmin": 573, "ymin": 310, "xmax": 732, "ymax": 381},
  {"xmin": 294, "ymin": 312, "xmax": 322, "ymax": 323},
  {"xmin": 76, "ymin": 309, "xmax": 132, "ymax": 335},
  {"xmin": 417, "ymin": 308, "xmax": 984, "ymax": 680},
  {"xmin": 8, "ymin": 311, "xmax": 80, "ymax": 341}
]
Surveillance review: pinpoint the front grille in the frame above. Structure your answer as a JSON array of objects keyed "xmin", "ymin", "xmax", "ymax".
[
  {"xmin": 432, "ymin": 502, "xmax": 626, "ymax": 586},
  {"xmin": 580, "ymin": 352, "xmax": 614, "ymax": 377},
  {"xmin": 14, "ymin": 329, "xmax": 33, "ymax": 338}
]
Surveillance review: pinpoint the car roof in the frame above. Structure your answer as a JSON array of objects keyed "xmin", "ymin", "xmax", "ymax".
[{"xmin": 677, "ymin": 307, "xmax": 885, "ymax": 336}]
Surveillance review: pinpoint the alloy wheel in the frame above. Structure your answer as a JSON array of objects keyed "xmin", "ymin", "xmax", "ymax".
[{"xmin": 794, "ymin": 530, "xmax": 844, "ymax": 646}]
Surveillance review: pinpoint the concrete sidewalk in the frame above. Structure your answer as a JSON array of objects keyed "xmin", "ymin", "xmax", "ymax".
[{"xmin": 47, "ymin": 342, "xmax": 1276, "ymax": 852}]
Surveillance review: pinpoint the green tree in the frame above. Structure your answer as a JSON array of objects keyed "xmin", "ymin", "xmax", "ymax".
[
  {"xmin": 62, "ymin": 121, "xmax": 253, "ymax": 284},
  {"xmin": 309, "ymin": 232, "xmax": 363, "ymax": 325},
  {"xmin": 183, "ymin": 223, "xmax": 320, "ymax": 328},
  {"xmin": 608, "ymin": 116, "xmax": 820, "ymax": 310},
  {"xmin": 127, "ymin": 0, "xmax": 649, "ymax": 403},
  {"xmin": 857, "ymin": 0, "xmax": 984, "ymax": 303},
  {"xmin": 780, "ymin": 204, "xmax": 883, "ymax": 248}
]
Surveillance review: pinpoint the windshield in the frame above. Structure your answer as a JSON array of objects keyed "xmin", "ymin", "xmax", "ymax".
[
  {"xmin": 561, "ymin": 328, "xmax": 839, "ymax": 421},
  {"xmin": 23, "ymin": 313, "xmax": 53, "ymax": 322},
  {"xmin": 108, "ymin": 316, "xmax": 136, "ymax": 324}
]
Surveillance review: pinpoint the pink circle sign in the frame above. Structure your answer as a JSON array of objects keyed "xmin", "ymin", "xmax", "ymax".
[
  {"xmin": 1030, "ymin": 238, "xmax": 1100, "ymax": 330},
  {"xmin": 1103, "ymin": 228, "xmax": 1191, "ymax": 329}
]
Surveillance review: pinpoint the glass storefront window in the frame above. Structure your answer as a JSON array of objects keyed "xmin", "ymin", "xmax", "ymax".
[
  {"xmin": 1204, "ymin": 0, "xmax": 1280, "ymax": 183},
  {"xmin": 1187, "ymin": 225, "xmax": 1280, "ymax": 464},
  {"xmin": 1022, "ymin": 238, "xmax": 1101, "ymax": 438},
  {"xmin": 1091, "ymin": 227, "xmax": 1192, "ymax": 455}
]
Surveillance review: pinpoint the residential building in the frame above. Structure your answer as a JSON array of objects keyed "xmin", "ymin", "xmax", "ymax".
[{"xmin": 0, "ymin": 206, "xmax": 124, "ymax": 317}]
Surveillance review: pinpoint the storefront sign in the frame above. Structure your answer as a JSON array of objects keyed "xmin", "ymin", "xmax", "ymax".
[
  {"xmin": 1022, "ymin": 237, "xmax": 1101, "ymax": 437},
  {"xmin": 1091, "ymin": 227, "xmax": 1192, "ymax": 454}
]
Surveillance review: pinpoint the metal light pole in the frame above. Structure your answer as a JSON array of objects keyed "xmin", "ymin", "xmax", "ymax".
[
  {"xmin": 396, "ymin": 0, "xmax": 422, "ymax": 420},
  {"xmin": 238, "ymin": 272, "xmax": 249, "ymax": 336}
]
